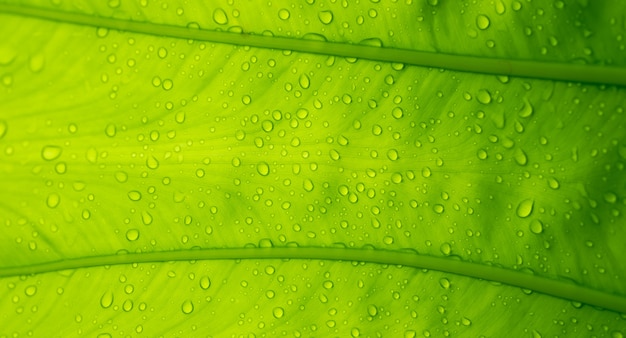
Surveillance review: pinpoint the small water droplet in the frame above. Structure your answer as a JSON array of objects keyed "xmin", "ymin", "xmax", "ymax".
[
  {"xmin": 514, "ymin": 148, "xmax": 528, "ymax": 166},
  {"xmin": 24, "ymin": 285, "xmax": 37, "ymax": 296},
  {"xmin": 181, "ymin": 300, "xmax": 194, "ymax": 314},
  {"xmin": 141, "ymin": 211, "xmax": 153, "ymax": 225},
  {"xmin": 547, "ymin": 177, "xmax": 560, "ymax": 190}
]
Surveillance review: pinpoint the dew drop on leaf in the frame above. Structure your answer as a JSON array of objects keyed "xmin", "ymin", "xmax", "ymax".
[
  {"xmin": 141, "ymin": 211, "xmax": 153, "ymax": 225},
  {"xmin": 272, "ymin": 307, "xmax": 285, "ymax": 319},
  {"xmin": 125, "ymin": 229, "xmax": 139, "ymax": 241},
  {"xmin": 127, "ymin": 190, "xmax": 142, "ymax": 201},
  {"xmin": 24, "ymin": 285, "xmax": 37, "ymax": 296},
  {"xmin": 212, "ymin": 8, "xmax": 228, "ymax": 25},
  {"xmin": 146, "ymin": 156, "xmax": 159, "ymax": 169},
  {"xmin": 529, "ymin": 219, "xmax": 543, "ymax": 234},
  {"xmin": 476, "ymin": 14, "xmax": 490, "ymax": 30},
  {"xmin": 303, "ymin": 178, "xmax": 314, "ymax": 192},
  {"xmin": 318, "ymin": 10, "xmax": 334, "ymax": 24},
  {"xmin": 46, "ymin": 193, "xmax": 60, "ymax": 208},
  {"xmin": 41, "ymin": 145, "xmax": 62, "ymax": 161},
  {"xmin": 181, "ymin": 300, "xmax": 194, "ymax": 314},
  {"xmin": 100, "ymin": 292, "xmax": 114, "ymax": 308},
  {"xmin": 199, "ymin": 276, "xmax": 211, "ymax": 290},
  {"xmin": 516, "ymin": 199, "xmax": 534, "ymax": 218},
  {"xmin": 367, "ymin": 304, "xmax": 378, "ymax": 316},
  {"xmin": 257, "ymin": 162, "xmax": 270, "ymax": 176},
  {"xmin": 476, "ymin": 89, "xmax": 492, "ymax": 104},
  {"xmin": 278, "ymin": 8, "xmax": 290, "ymax": 20}
]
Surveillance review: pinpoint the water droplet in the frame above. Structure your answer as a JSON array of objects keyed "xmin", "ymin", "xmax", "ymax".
[
  {"xmin": 477, "ymin": 149, "xmax": 488, "ymax": 160},
  {"xmin": 257, "ymin": 162, "xmax": 270, "ymax": 176},
  {"xmin": 273, "ymin": 307, "xmax": 285, "ymax": 318},
  {"xmin": 547, "ymin": 177, "xmax": 560, "ymax": 190},
  {"xmin": 421, "ymin": 167, "xmax": 432, "ymax": 178},
  {"xmin": 157, "ymin": 47, "xmax": 168, "ymax": 59},
  {"xmin": 303, "ymin": 179, "xmax": 314, "ymax": 192},
  {"xmin": 391, "ymin": 107, "xmax": 404, "ymax": 119},
  {"xmin": 141, "ymin": 211, "xmax": 153, "ymax": 225},
  {"xmin": 529, "ymin": 220, "xmax": 543, "ymax": 234},
  {"xmin": 383, "ymin": 236, "xmax": 394, "ymax": 244},
  {"xmin": 128, "ymin": 190, "xmax": 142, "ymax": 201},
  {"xmin": 100, "ymin": 292, "xmax": 114, "ymax": 308},
  {"xmin": 516, "ymin": 199, "xmax": 534, "ymax": 218},
  {"xmin": 372, "ymin": 124, "xmax": 383, "ymax": 136},
  {"xmin": 439, "ymin": 278, "xmax": 450, "ymax": 289},
  {"xmin": 514, "ymin": 148, "xmax": 528, "ymax": 166},
  {"xmin": 162, "ymin": 79, "xmax": 173, "ymax": 90},
  {"xmin": 387, "ymin": 149, "xmax": 399, "ymax": 161},
  {"xmin": 200, "ymin": 276, "xmax": 211, "ymax": 290},
  {"xmin": 29, "ymin": 54, "xmax": 45, "ymax": 73},
  {"xmin": 440, "ymin": 242, "xmax": 451, "ymax": 255},
  {"xmin": 433, "ymin": 204, "xmax": 445, "ymax": 214},
  {"xmin": 476, "ymin": 89, "xmax": 492, "ymax": 104},
  {"xmin": 299, "ymin": 74, "xmax": 310, "ymax": 89},
  {"xmin": 41, "ymin": 146, "xmax": 62, "ymax": 161},
  {"xmin": 391, "ymin": 173, "xmax": 403, "ymax": 183},
  {"xmin": 181, "ymin": 300, "xmax": 194, "ymax": 314},
  {"xmin": 105, "ymin": 124, "xmax": 116, "ymax": 137},
  {"xmin": 476, "ymin": 15, "xmax": 490, "ymax": 30},
  {"xmin": 146, "ymin": 156, "xmax": 159, "ymax": 169},
  {"xmin": 604, "ymin": 192, "xmax": 617, "ymax": 204},
  {"xmin": 115, "ymin": 171, "xmax": 128, "ymax": 183},
  {"xmin": 296, "ymin": 108, "xmax": 309, "ymax": 119},
  {"xmin": 323, "ymin": 280, "xmax": 334, "ymax": 289},
  {"xmin": 126, "ymin": 229, "xmax": 139, "ymax": 241},
  {"xmin": 213, "ymin": 8, "xmax": 228, "ymax": 25},
  {"xmin": 318, "ymin": 10, "xmax": 334, "ymax": 24},
  {"xmin": 46, "ymin": 193, "xmax": 60, "ymax": 208},
  {"xmin": 278, "ymin": 8, "xmax": 290, "ymax": 20},
  {"xmin": 330, "ymin": 149, "xmax": 341, "ymax": 161},
  {"xmin": 518, "ymin": 98, "xmax": 534, "ymax": 117},
  {"xmin": 196, "ymin": 168, "xmax": 205, "ymax": 178},
  {"xmin": 55, "ymin": 162, "xmax": 67, "ymax": 174},
  {"xmin": 24, "ymin": 285, "xmax": 37, "ymax": 296},
  {"xmin": 367, "ymin": 304, "xmax": 378, "ymax": 316},
  {"xmin": 262, "ymin": 120, "xmax": 274, "ymax": 132}
]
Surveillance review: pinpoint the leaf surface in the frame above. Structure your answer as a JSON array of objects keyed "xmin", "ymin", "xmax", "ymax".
[{"xmin": 1, "ymin": 1, "xmax": 626, "ymax": 336}]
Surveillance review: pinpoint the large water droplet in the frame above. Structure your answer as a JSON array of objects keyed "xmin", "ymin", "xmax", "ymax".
[
  {"xmin": 181, "ymin": 300, "xmax": 194, "ymax": 314},
  {"xmin": 213, "ymin": 8, "xmax": 228, "ymax": 25},
  {"xmin": 476, "ymin": 15, "xmax": 490, "ymax": 30},
  {"xmin": 318, "ymin": 11, "xmax": 334, "ymax": 24},
  {"xmin": 257, "ymin": 162, "xmax": 270, "ymax": 176},
  {"xmin": 41, "ymin": 146, "xmax": 62, "ymax": 161},
  {"xmin": 516, "ymin": 199, "xmax": 534, "ymax": 218},
  {"xmin": 100, "ymin": 292, "xmax": 114, "ymax": 308}
]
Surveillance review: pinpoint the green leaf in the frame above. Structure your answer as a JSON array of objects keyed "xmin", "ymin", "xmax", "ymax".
[{"xmin": 1, "ymin": 1, "xmax": 626, "ymax": 336}]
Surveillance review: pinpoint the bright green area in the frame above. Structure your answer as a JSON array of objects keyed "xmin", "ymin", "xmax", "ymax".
[{"xmin": 1, "ymin": 0, "xmax": 626, "ymax": 337}]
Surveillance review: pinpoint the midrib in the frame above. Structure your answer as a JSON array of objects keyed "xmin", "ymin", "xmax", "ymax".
[
  {"xmin": 1, "ymin": 247, "xmax": 625, "ymax": 314},
  {"xmin": 1, "ymin": 3, "xmax": 626, "ymax": 86}
]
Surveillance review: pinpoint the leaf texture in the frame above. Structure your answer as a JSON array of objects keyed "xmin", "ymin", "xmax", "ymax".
[{"xmin": 1, "ymin": 0, "xmax": 626, "ymax": 337}]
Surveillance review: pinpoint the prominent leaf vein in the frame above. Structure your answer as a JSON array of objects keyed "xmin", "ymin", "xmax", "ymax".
[{"xmin": 1, "ymin": 3, "xmax": 626, "ymax": 86}]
